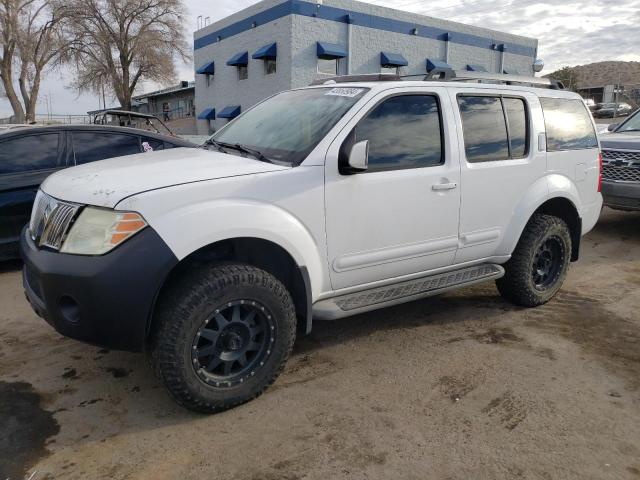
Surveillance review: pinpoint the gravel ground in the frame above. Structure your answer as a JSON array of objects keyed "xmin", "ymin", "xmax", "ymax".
[{"xmin": 1, "ymin": 208, "xmax": 639, "ymax": 480}]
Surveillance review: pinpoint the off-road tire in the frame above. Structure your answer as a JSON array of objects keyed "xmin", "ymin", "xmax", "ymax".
[
  {"xmin": 496, "ymin": 214, "xmax": 572, "ymax": 307},
  {"xmin": 150, "ymin": 264, "xmax": 296, "ymax": 413}
]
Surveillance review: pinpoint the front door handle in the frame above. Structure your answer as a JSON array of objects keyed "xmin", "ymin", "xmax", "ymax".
[{"xmin": 432, "ymin": 182, "xmax": 458, "ymax": 191}]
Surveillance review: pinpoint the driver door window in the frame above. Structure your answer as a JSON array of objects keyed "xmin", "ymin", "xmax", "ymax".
[{"xmin": 350, "ymin": 95, "xmax": 444, "ymax": 172}]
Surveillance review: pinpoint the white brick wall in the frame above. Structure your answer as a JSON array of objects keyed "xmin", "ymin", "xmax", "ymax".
[{"xmin": 194, "ymin": 0, "xmax": 538, "ymax": 134}]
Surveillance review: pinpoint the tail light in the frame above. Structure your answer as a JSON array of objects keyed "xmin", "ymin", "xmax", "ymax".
[{"xmin": 597, "ymin": 151, "xmax": 603, "ymax": 193}]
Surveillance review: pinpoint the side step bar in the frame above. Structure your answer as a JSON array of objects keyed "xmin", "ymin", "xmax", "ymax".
[{"xmin": 313, "ymin": 263, "xmax": 504, "ymax": 320}]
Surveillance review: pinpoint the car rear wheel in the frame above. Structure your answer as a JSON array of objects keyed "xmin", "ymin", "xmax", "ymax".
[
  {"xmin": 496, "ymin": 214, "xmax": 572, "ymax": 307},
  {"xmin": 150, "ymin": 264, "xmax": 296, "ymax": 413}
]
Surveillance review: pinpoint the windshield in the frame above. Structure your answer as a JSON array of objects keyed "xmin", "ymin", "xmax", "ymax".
[
  {"xmin": 615, "ymin": 109, "xmax": 640, "ymax": 132},
  {"xmin": 209, "ymin": 87, "xmax": 368, "ymax": 165}
]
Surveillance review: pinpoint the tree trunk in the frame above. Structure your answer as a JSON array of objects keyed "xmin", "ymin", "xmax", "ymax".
[
  {"xmin": 25, "ymin": 70, "xmax": 41, "ymax": 123},
  {"xmin": 0, "ymin": 60, "xmax": 26, "ymax": 123}
]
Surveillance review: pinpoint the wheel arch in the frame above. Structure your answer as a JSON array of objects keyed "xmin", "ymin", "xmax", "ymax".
[
  {"xmin": 146, "ymin": 237, "xmax": 314, "ymax": 343},
  {"xmin": 499, "ymin": 175, "xmax": 583, "ymax": 262}
]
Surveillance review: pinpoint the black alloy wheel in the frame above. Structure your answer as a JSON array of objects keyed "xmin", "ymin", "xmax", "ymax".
[{"xmin": 191, "ymin": 300, "xmax": 275, "ymax": 387}]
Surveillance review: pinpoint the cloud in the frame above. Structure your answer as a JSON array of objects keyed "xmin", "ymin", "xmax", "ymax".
[{"xmin": 1, "ymin": 0, "xmax": 637, "ymax": 116}]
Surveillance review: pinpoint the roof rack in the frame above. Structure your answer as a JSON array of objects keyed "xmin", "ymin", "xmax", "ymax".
[
  {"xmin": 310, "ymin": 73, "xmax": 400, "ymax": 85},
  {"xmin": 310, "ymin": 70, "xmax": 564, "ymax": 90}
]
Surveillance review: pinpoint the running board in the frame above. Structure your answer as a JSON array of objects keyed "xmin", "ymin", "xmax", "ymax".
[{"xmin": 313, "ymin": 263, "xmax": 504, "ymax": 320}]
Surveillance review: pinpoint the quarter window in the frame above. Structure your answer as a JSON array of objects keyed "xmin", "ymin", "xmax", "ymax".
[
  {"xmin": 540, "ymin": 97, "xmax": 598, "ymax": 151},
  {"xmin": 457, "ymin": 95, "xmax": 529, "ymax": 163},
  {"xmin": 0, "ymin": 133, "xmax": 61, "ymax": 174},
  {"xmin": 351, "ymin": 95, "xmax": 443, "ymax": 172},
  {"xmin": 72, "ymin": 132, "xmax": 141, "ymax": 165}
]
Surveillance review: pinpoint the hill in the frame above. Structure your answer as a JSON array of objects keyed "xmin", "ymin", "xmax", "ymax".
[{"xmin": 546, "ymin": 61, "xmax": 640, "ymax": 89}]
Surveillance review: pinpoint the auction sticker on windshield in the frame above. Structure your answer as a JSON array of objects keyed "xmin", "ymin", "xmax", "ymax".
[{"xmin": 325, "ymin": 88, "xmax": 364, "ymax": 98}]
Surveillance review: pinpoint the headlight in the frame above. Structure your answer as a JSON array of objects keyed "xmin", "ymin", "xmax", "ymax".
[{"xmin": 60, "ymin": 207, "xmax": 147, "ymax": 255}]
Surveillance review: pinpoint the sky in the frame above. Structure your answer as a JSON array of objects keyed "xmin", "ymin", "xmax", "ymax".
[{"xmin": 1, "ymin": 0, "xmax": 639, "ymax": 117}]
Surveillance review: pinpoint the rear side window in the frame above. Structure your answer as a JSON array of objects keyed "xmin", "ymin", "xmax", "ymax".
[
  {"xmin": 540, "ymin": 98, "xmax": 598, "ymax": 151},
  {"xmin": 353, "ymin": 95, "xmax": 443, "ymax": 171},
  {"xmin": 0, "ymin": 133, "xmax": 61, "ymax": 174},
  {"xmin": 72, "ymin": 132, "xmax": 141, "ymax": 165},
  {"xmin": 457, "ymin": 96, "xmax": 529, "ymax": 163}
]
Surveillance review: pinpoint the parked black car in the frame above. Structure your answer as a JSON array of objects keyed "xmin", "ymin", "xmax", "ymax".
[{"xmin": 0, "ymin": 124, "xmax": 195, "ymax": 260}]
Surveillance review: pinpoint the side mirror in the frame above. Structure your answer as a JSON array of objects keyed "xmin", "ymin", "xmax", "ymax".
[
  {"xmin": 607, "ymin": 123, "xmax": 619, "ymax": 132},
  {"xmin": 348, "ymin": 140, "xmax": 369, "ymax": 172}
]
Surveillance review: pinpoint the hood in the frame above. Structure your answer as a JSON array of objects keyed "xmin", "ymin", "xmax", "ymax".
[
  {"xmin": 41, "ymin": 147, "xmax": 289, "ymax": 208},
  {"xmin": 599, "ymin": 132, "xmax": 640, "ymax": 151}
]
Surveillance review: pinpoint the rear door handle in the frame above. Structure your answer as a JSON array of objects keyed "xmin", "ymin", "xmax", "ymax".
[{"xmin": 432, "ymin": 182, "xmax": 458, "ymax": 191}]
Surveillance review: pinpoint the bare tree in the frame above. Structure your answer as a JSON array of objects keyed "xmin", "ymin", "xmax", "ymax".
[
  {"xmin": 0, "ymin": 0, "xmax": 70, "ymax": 122},
  {"xmin": 68, "ymin": 0, "xmax": 190, "ymax": 111}
]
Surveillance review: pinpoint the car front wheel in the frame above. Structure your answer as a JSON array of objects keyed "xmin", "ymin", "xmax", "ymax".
[{"xmin": 150, "ymin": 264, "xmax": 296, "ymax": 413}]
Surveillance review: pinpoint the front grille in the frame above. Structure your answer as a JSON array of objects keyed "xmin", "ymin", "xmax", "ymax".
[
  {"xmin": 602, "ymin": 149, "xmax": 640, "ymax": 163},
  {"xmin": 602, "ymin": 164, "xmax": 640, "ymax": 182},
  {"xmin": 29, "ymin": 190, "xmax": 81, "ymax": 250},
  {"xmin": 602, "ymin": 149, "xmax": 640, "ymax": 183}
]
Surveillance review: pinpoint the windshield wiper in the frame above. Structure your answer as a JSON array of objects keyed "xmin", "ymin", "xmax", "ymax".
[{"xmin": 215, "ymin": 141, "xmax": 272, "ymax": 163}]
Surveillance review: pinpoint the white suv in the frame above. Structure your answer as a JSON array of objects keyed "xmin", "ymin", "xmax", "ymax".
[{"xmin": 21, "ymin": 73, "xmax": 603, "ymax": 413}]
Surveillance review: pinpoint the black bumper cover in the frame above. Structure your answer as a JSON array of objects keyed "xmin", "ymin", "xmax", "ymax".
[
  {"xmin": 602, "ymin": 180, "xmax": 640, "ymax": 211},
  {"xmin": 20, "ymin": 226, "xmax": 178, "ymax": 351}
]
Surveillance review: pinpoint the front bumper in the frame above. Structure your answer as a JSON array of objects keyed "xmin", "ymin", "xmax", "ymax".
[
  {"xmin": 20, "ymin": 226, "xmax": 178, "ymax": 351},
  {"xmin": 602, "ymin": 180, "xmax": 640, "ymax": 211}
]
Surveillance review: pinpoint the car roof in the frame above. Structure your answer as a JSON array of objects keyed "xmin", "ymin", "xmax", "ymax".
[{"xmin": 0, "ymin": 124, "xmax": 195, "ymax": 146}]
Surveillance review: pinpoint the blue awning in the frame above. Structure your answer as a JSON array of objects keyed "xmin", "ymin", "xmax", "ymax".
[
  {"xmin": 196, "ymin": 61, "xmax": 215, "ymax": 75},
  {"xmin": 380, "ymin": 52, "xmax": 408, "ymax": 67},
  {"xmin": 317, "ymin": 42, "xmax": 348, "ymax": 59},
  {"xmin": 253, "ymin": 42, "xmax": 277, "ymax": 59},
  {"xmin": 227, "ymin": 51, "xmax": 248, "ymax": 66},
  {"xmin": 218, "ymin": 105, "xmax": 241, "ymax": 119},
  {"xmin": 467, "ymin": 64, "xmax": 488, "ymax": 72},
  {"xmin": 197, "ymin": 108, "xmax": 216, "ymax": 120},
  {"xmin": 426, "ymin": 59, "xmax": 452, "ymax": 72}
]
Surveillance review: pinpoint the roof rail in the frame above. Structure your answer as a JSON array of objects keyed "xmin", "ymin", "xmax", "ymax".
[
  {"xmin": 441, "ymin": 70, "xmax": 565, "ymax": 89},
  {"xmin": 309, "ymin": 70, "xmax": 564, "ymax": 90},
  {"xmin": 310, "ymin": 73, "xmax": 401, "ymax": 85}
]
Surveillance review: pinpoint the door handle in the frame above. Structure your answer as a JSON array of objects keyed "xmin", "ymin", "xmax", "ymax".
[{"xmin": 432, "ymin": 182, "xmax": 458, "ymax": 191}]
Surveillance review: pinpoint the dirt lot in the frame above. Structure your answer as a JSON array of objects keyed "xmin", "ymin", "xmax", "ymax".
[{"xmin": 1, "ymin": 208, "xmax": 639, "ymax": 480}]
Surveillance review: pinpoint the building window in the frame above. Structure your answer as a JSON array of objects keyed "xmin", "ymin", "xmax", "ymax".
[
  {"xmin": 318, "ymin": 58, "xmax": 338, "ymax": 75},
  {"xmin": 206, "ymin": 75, "xmax": 211, "ymax": 87},
  {"xmin": 265, "ymin": 58, "xmax": 277, "ymax": 75},
  {"xmin": 238, "ymin": 65, "xmax": 248, "ymax": 80},
  {"xmin": 381, "ymin": 66, "xmax": 399, "ymax": 75}
]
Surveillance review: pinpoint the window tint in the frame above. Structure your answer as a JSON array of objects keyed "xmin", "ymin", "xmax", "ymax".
[
  {"xmin": 354, "ymin": 95, "xmax": 443, "ymax": 171},
  {"xmin": 540, "ymin": 98, "xmax": 598, "ymax": 151},
  {"xmin": 503, "ymin": 98, "xmax": 528, "ymax": 158},
  {"xmin": 73, "ymin": 132, "xmax": 141, "ymax": 165},
  {"xmin": 458, "ymin": 96, "xmax": 509, "ymax": 162},
  {"xmin": 0, "ymin": 133, "xmax": 60, "ymax": 174}
]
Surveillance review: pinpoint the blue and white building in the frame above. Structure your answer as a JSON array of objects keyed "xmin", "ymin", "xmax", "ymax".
[{"xmin": 193, "ymin": 0, "xmax": 539, "ymax": 134}]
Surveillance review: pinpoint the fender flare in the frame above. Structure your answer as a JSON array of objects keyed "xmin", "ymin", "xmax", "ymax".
[
  {"xmin": 498, "ymin": 174, "xmax": 582, "ymax": 257},
  {"xmin": 147, "ymin": 198, "xmax": 329, "ymax": 301}
]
